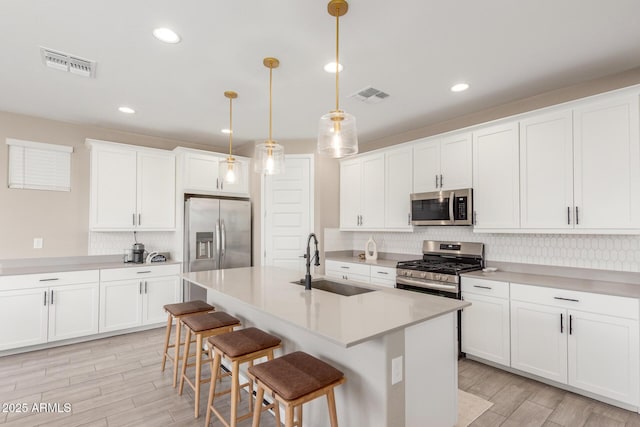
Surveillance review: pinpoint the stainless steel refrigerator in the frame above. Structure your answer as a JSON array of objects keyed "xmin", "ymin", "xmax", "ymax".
[{"xmin": 183, "ymin": 197, "xmax": 252, "ymax": 301}]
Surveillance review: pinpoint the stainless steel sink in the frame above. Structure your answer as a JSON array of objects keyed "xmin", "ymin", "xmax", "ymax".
[{"xmin": 291, "ymin": 279, "xmax": 376, "ymax": 296}]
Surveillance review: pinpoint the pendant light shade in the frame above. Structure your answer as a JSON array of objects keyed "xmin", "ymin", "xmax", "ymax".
[
  {"xmin": 317, "ymin": 0, "xmax": 358, "ymax": 158},
  {"xmin": 220, "ymin": 91, "xmax": 240, "ymax": 184},
  {"xmin": 255, "ymin": 57, "xmax": 285, "ymax": 175}
]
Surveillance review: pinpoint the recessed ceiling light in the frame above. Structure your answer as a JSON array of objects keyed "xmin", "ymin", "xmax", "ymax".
[
  {"xmin": 324, "ymin": 62, "xmax": 343, "ymax": 73},
  {"xmin": 153, "ymin": 28, "xmax": 181, "ymax": 44},
  {"xmin": 221, "ymin": 129, "xmax": 232, "ymax": 134},
  {"xmin": 118, "ymin": 106, "xmax": 136, "ymax": 114},
  {"xmin": 451, "ymin": 83, "xmax": 469, "ymax": 92}
]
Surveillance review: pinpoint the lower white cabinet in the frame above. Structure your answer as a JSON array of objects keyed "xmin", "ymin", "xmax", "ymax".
[
  {"xmin": 99, "ymin": 264, "xmax": 181, "ymax": 333},
  {"xmin": 461, "ymin": 278, "xmax": 510, "ymax": 366},
  {"xmin": 510, "ymin": 283, "xmax": 639, "ymax": 406},
  {"xmin": 48, "ymin": 283, "xmax": 100, "ymax": 342},
  {"xmin": 0, "ymin": 288, "xmax": 48, "ymax": 350}
]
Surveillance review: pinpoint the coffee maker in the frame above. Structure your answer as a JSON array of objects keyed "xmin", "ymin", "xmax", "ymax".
[{"xmin": 132, "ymin": 243, "xmax": 146, "ymax": 264}]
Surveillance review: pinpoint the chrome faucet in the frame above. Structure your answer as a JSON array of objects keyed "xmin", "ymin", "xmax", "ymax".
[{"xmin": 304, "ymin": 233, "xmax": 321, "ymax": 290}]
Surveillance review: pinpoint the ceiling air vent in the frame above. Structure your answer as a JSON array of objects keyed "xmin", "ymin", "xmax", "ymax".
[
  {"xmin": 350, "ymin": 86, "xmax": 390, "ymax": 104},
  {"xmin": 40, "ymin": 47, "xmax": 96, "ymax": 78}
]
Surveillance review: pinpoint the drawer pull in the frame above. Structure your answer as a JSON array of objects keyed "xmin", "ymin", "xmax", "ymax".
[
  {"xmin": 137, "ymin": 271, "xmax": 152, "ymax": 274},
  {"xmin": 554, "ymin": 296, "xmax": 579, "ymax": 303},
  {"xmin": 377, "ymin": 271, "xmax": 389, "ymax": 275},
  {"xmin": 39, "ymin": 278, "xmax": 59, "ymax": 282},
  {"xmin": 473, "ymin": 285, "xmax": 492, "ymax": 290},
  {"xmin": 340, "ymin": 266, "xmax": 350, "ymax": 269}
]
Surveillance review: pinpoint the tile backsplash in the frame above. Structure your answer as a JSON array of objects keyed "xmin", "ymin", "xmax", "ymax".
[
  {"xmin": 325, "ymin": 227, "xmax": 640, "ymax": 272},
  {"xmin": 88, "ymin": 231, "xmax": 176, "ymax": 258}
]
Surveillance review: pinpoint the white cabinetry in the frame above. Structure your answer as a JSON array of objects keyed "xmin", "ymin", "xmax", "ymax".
[
  {"xmin": 340, "ymin": 153, "xmax": 385, "ymax": 230},
  {"xmin": 384, "ymin": 146, "xmax": 413, "ymax": 229},
  {"xmin": 325, "ymin": 260, "xmax": 397, "ymax": 288},
  {"xmin": 413, "ymin": 132, "xmax": 472, "ymax": 193},
  {"xmin": 510, "ymin": 283, "xmax": 639, "ymax": 405},
  {"xmin": 87, "ymin": 140, "xmax": 176, "ymax": 231},
  {"xmin": 472, "ymin": 122, "xmax": 520, "ymax": 229},
  {"xmin": 99, "ymin": 264, "xmax": 180, "ymax": 333},
  {"xmin": 176, "ymin": 148, "xmax": 249, "ymax": 196},
  {"xmin": 461, "ymin": 277, "xmax": 510, "ymax": 367},
  {"xmin": 0, "ymin": 270, "xmax": 99, "ymax": 351}
]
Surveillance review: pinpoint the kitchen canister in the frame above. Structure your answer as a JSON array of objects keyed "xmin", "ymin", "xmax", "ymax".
[{"xmin": 365, "ymin": 236, "xmax": 378, "ymax": 261}]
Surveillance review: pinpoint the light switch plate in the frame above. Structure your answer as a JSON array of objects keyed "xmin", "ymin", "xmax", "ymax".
[
  {"xmin": 391, "ymin": 356, "xmax": 403, "ymax": 385},
  {"xmin": 33, "ymin": 238, "xmax": 43, "ymax": 249}
]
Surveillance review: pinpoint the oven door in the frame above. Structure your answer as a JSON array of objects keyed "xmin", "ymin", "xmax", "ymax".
[
  {"xmin": 410, "ymin": 191, "xmax": 454, "ymax": 226},
  {"xmin": 396, "ymin": 276, "xmax": 459, "ymax": 296}
]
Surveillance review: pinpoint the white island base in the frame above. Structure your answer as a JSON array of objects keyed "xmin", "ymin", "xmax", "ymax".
[{"xmin": 183, "ymin": 267, "xmax": 466, "ymax": 427}]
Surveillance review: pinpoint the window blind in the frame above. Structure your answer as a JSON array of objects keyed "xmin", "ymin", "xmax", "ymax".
[{"xmin": 6, "ymin": 138, "xmax": 73, "ymax": 191}]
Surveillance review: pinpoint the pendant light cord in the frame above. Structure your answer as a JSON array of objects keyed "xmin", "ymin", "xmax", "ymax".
[
  {"xmin": 228, "ymin": 97, "xmax": 233, "ymax": 157},
  {"xmin": 335, "ymin": 9, "xmax": 340, "ymax": 112},
  {"xmin": 269, "ymin": 64, "xmax": 273, "ymax": 143}
]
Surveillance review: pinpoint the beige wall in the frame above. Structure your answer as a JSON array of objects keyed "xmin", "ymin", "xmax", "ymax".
[{"xmin": 0, "ymin": 111, "xmax": 223, "ymax": 260}]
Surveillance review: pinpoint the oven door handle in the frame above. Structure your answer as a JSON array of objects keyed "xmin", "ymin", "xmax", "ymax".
[
  {"xmin": 396, "ymin": 276, "xmax": 458, "ymax": 292},
  {"xmin": 448, "ymin": 191, "xmax": 455, "ymax": 223}
]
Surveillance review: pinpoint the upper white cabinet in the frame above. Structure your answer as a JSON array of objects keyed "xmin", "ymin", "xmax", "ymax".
[
  {"xmin": 176, "ymin": 148, "xmax": 249, "ymax": 197},
  {"xmin": 413, "ymin": 132, "xmax": 472, "ymax": 193},
  {"xmin": 472, "ymin": 122, "xmax": 520, "ymax": 229},
  {"xmin": 573, "ymin": 95, "xmax": 640, "ymax": 230},
  {"xmin": 87, "ymin": 140, "xmax": 176, "ymax": 231},
  {"xmin": 340, "ymin": 153, "xmax": 385, "ymax": 230},
  {"xmin": 384, "ymin": 146, "xmax": 413, "ymax": 229}
]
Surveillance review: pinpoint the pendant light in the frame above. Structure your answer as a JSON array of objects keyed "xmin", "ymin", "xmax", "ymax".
[
  {"xmin": 317, "ymin": 0, "xmax": 358, "ymax": 158},
  {"xmin": 254, "ymin": 57, "xmax": 285, "ymax": 175},
  {"xmin": 220, "ymin": 91, "xmax": 239, "ymax": 184}
]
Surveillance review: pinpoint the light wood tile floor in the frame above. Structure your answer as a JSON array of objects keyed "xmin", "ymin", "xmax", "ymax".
[
  {"xmin": 461, "ymin": 358, "xmax": 640, "ymax": 427},
  {"xmin": 0, "ymin": 327, "xmax": 277, "ymax": 426}
]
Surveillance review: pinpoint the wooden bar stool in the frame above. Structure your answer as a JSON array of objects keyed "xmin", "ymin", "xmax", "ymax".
[
  {"xmin": 205, "ymin": 327, "xmax": 282, "ymax": 427},
  {"xmin": 178, "ymin": 311, "xmax": 241, "ymax": 418},
  {"xmin": 161, "ymin": 300, "xmax": 214, "ymax": 387},
  {"xmin": 248, "ymin": 351, "xmax": 346, "ymax": 427}
]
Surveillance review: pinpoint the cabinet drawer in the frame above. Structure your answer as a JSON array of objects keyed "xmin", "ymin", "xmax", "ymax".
[
  {"xmin": 370, "ymin": 266, "xmax": 396, "ymax": 281},
  {"xmin": 325, "ymin": 260, "xmax": 370, "ymax": 276},
  {"xmin": 100, "ymin": 264, "xmax": 181, "ymax": 282},
  {"xmin": 461, "ymin": 277, "xmax": 509, "ymax": 299},
  {"xmin": 0, "ymin": 270, "xmax": 99, "ymax": 291},
  {"xmin": 511, "ymin": 283, "xmax": 639, "ymax": 320}
]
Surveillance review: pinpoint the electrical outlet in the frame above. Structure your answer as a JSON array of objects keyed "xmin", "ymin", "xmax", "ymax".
[
  {"xmin": 33, "ymin": 238, "xmax": 43, "ymax": 249},
  {"xmin": 391, "ymin": 356, "xmax": 403, "ymax": 385}
]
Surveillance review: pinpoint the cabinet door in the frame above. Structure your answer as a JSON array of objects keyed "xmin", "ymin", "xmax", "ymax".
[
  {"xmin": 574, "ymin": 96, "xmax": 640, "ymax": 229},
  {"xmin": 473, "ymin": 122, "xmax": 520, "ymax": 229},
  {"xmin": 99, "ymin": 280, "xmax": 143, "ymax": 333},
  {"xmin": 385, "ymin": 147, "xmax": 413, "ymax": 229},
  {"xmin": 142, "ymin": 276, "xmax": 181, "ymax": 325},
  {"xmin": 461, "ymin": 293, "xmax": 510, "ymax": 367},
  {"xmin": 0, "ymin": 288, "xmax": 48, "ymax": 351},
  {"xmin": 440, "ymin": 132, "xmax": 472, "ymax": 191},
  {"xmin": 568, "ymin": 310, "xmax": 639, "ymax": 405},
  {"xmin": 183, "ymin": 152, "xmax": 221, "ymax": 192},
  {"xmin": 361, "ymin": 153, "xmax": 385, "ymax": 228},
  {"xmin": 90, "ymin": 148, "xmax": 137, "ymax": 229},
  {"xmin": 520, "ymin": 111, "xmax": 574, "ymax": 229},
  {"xmin": 48, "ymin": 283, "xmax": 99, "ymax": 342},
  {"xmin": 219, "ymin": 158, "xmax": 249, "ymax": 196},
  {"xmin": 413, "ymin": 138, "xmax": 441, "ymax": 193},
  {"xmin": 137, "ymin": 151, "xmax": 176, "ymax": 230},
  {"xmin": 340, "ymin": 159, "xmax": 362, "ymax": 229},
  {"xmin": 510, "ymin": 300, "xmax": 567, "ymax": 384}
]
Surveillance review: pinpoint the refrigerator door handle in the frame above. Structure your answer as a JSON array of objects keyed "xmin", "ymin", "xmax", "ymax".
[
  {"xmin": 215, "ymin": 219, "xmax": 221, "ymax": 268},
  {"xmin": 220, "ymin": 219, "xmax": 226, "ymax": 267}
]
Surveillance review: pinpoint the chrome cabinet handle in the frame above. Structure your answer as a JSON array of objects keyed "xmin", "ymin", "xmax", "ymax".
[
  {"xmin": 39, "ymin": 278, "xmax": 59, "ymax": 282},
  {"xmin": 340, "ymin": 266, "xmax": 350, "ymax": 269},
  {"xmin": 377, "ymin": 271, "xmax": 389, "ymax": 275},
  {"xmin": 569, "ymin": 314, "xmax": 573, "ymax": 335},
  {"xmin": 560, "ymin": 313, "xmax": 564, "ymax": 333},
  {"xmin": 407, "ymin": 213, "xmax": 411, "ymax": 225},
  {"xmin": 220, "ymin": 180, "xmax": 224, "ymax": 190},
  {"xmin": 139, "ymin": 282, "xmax": 143, "ymax": 294},
  {"xmin": 473, "ymin": 285, "xmax": 492, "ymax": 290},
  {"xmin": 138, "ymin": 214, "xmax": 141, "ymax": 226},
  {"xmin": 132, "ymin": 213, "xmax": 136, "ymax": 226},
  {"xmin": 440, "ymin": 174, "xmax": 443, "ymax": 188},
  {"xmin": 554, "ymin": 296, "xmax": 579, "ymax": 302},
  {"xmin": 567, "ymin": 206, "xmax": 571, "ymax": 225},
  {"xmin": 144, "ymin": 281, "xmax": 148, "ymax": 294},
  {"xmin": 435, "ymin": 175, "xmax": 438, "ymax": 188},
  {"xmin": 43, "ymin": 291, "xmax": 47, "ymax": 306},
  {"xmin": 50, "ymin": 290, "xmax": 54, "ymax": 305},
  {"xmin": 473, "ymin": 211, "xmax": 477, "ymax": 224},
  {"xmin": 216, "ymin": 178, "xmax": 220, "ymax": 189},
  {"xmin": 575, "ymin": 206, "xmax": 579, "ymax": 225},
  {"xmin": 137, "ymin": 270, "xmax": 151, "ymax": 274}
]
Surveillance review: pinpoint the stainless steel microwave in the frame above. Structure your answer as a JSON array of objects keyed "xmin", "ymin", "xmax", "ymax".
[{"xmin": 410, "ymin": 188, "xmax": 473, "ymax": 226}]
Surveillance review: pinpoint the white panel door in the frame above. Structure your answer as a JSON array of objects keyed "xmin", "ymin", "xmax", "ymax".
[
  {"xmin": 510, "ymin": 300, "xmax": 567, "ymax": 384},
  {"xmin": 360, "ymin": 153, "xmax": 385, "ymax": 228},
  {"xmin": 385, "ymin": 147, "xmax": 413, "ymax": 229},
  {"xmin": 472, "ymin": 122, "xmax": 520, "ymax": 229},
  {"xmin": 91, "ymin": 148, "xmax": 137, "ymax": 229},
  {"xmin": 0, "ymin": 288, "xmax": 48, "ymax": 350},
  {"xmin": 568, "ymin": 310, "xmax": 639, "ymax": 405},
  {"xmin": 48, "ymin": 283, "xmax": 99, "ymax": 342},
  {"xmin": 574, "ymin": 96, "xmax": 640, "ymax": 229},
  {"xmin": 99, "ymin": 280, "xmax": 143, "ymax": 333},
  {"xmin": 137, "ymin": 151, "xmax": 176, "ymax": 229},
  {"xmin": 264, "ymin": 156, "xmax": 312, "ymax": 273},
  {"xmin": 413, "ymin": 137, "xmax": 441, "ymax": 193},
  {"xmin": 340, "ymin": 159, "xmax": 362, "ymax": 229},
  {"xmin": 440, "ymin": 132, "xmax": 472, "ymax": 191},
  {"xmin": 461, "ymin": 293, "xmax": 510, "ymax": 366},
  {"xmin": 520, "ymin": 110, "xmax": 574, "ymax": 229},
  {"xmin": 142, "ymin": 276, "xmax": 181, "ymax": 325}
]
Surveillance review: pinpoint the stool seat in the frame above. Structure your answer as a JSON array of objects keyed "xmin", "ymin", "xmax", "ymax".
[
  {"xmin": 182, "ymin": 311, "xmax": 240, "ymax": 332},
  {"xmin": 208, "ymin": 327, "xmax": 282, "ymax": 358},
  {"xmin": 163, "ymin": 300, "xmax": 214, "ymax": 316},
  {"xmin": 248, "ymin": 351, "xmax": 344, "ymax": 401}
]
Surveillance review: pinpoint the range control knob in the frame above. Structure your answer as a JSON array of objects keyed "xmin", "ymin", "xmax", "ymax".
[
  {"xmin": 434, "ymin": 274, "xmax": 441, "ymax": 281},
  {"xmin": 419, "ymin": 272, "xmax": 427, "ymax": 279}
]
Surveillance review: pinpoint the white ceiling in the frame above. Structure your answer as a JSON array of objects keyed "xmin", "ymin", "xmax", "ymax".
[{"xmin": 1, "ymin": 1, "xmax": 640, "ymax": 149}]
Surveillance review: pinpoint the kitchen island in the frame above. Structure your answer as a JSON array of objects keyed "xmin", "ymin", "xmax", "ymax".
[{"xmin": 183, "ymin": 266, "xmax": 469, "ymax": 427}]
